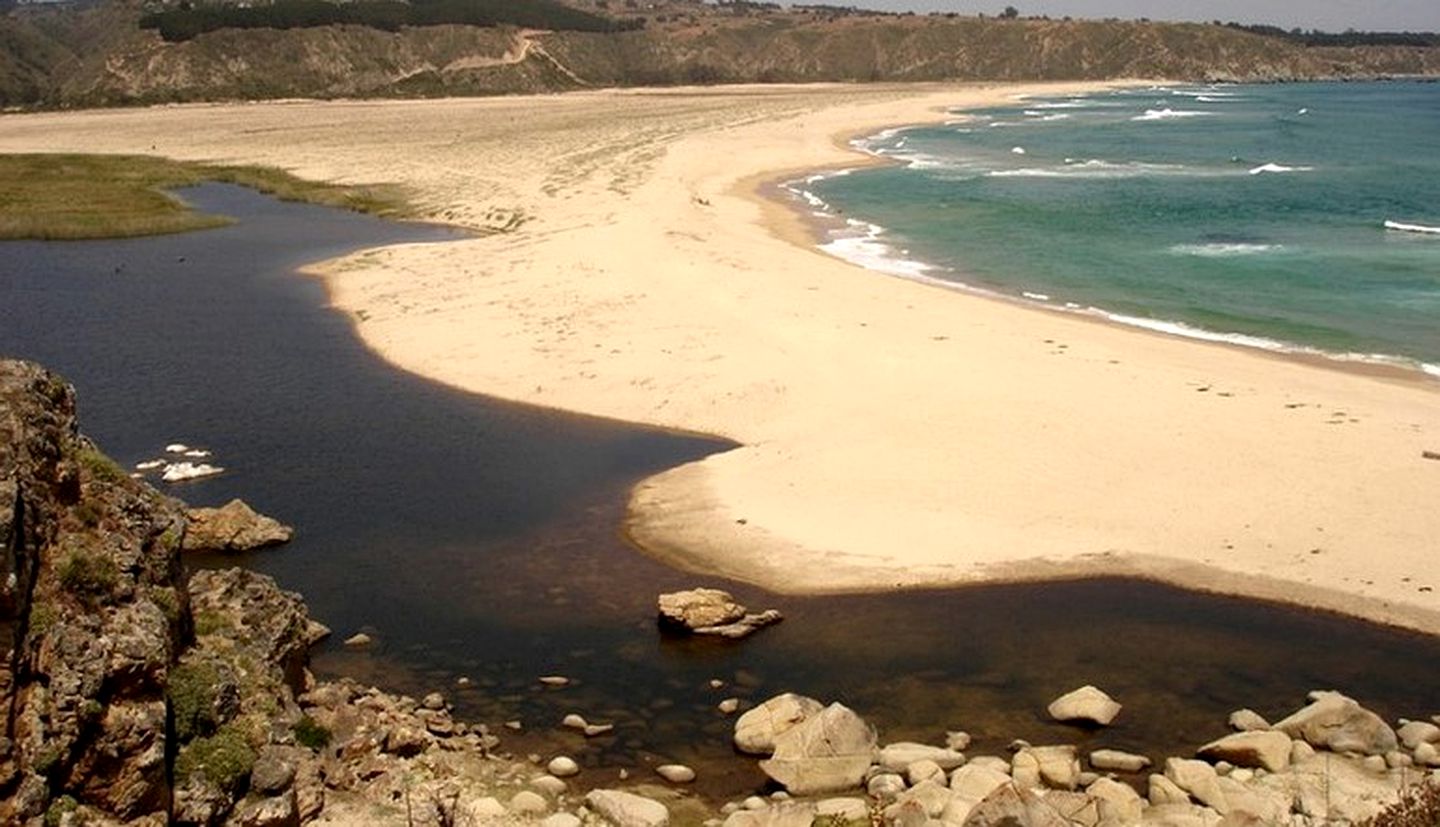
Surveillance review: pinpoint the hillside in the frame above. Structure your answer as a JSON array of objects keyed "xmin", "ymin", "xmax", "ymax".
[{"xmin": 2, "ymin": 0, "xmax": 1438, "ymax": 108}]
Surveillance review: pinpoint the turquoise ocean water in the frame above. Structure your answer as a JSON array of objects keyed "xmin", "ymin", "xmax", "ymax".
[{"xmin": 796, "ymin": 81, "xmax": 1440, "ymax": 376}]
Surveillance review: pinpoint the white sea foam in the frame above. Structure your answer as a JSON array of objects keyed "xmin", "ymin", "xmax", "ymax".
[
  {"xmin": 1384, "ymin": 220, "xmax": 1440, "ymax": 235},
  {"xmin": 1021, "ymin": 291, "xmax": 1051, "ymax": 301},
  {"xmin": 1248, "ymin": 162, "xmax": 1314, "ymax": 175},
  {"xmin": 820, "ymin": 224, "xmax": 934, "ymax": 279},
  {"xmin": 990, "ymin": 160, "xmax": 1199, "ymax": 179},
  {"xmin": 1133, "ymin": 108, "xmax": 1215, "ymax": 121},
  {"xmin": 1169, "ymin": 243, "xmax": 1284, "ymax": 257}
]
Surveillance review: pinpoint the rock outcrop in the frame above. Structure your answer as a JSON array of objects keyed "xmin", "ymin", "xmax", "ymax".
[
  {"xmin": 0, "ymin": 360, "xmax": 190, "ymax": 825},
  {"xmin": 1273, "ymin": 690, "xmax": 1399, "ymax": 755},
  {"xmin": 181, "ymin": 499, "xmax": 293, "ymax": 553},
  {"xmin": 657, "ymin": 588, "xmax": 782, "ymax": 639}
]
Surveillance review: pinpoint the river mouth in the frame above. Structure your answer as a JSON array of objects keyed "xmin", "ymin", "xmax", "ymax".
[{"xmin": 2, "ymin": 183, "xmax": 1437, "ymax": 804}]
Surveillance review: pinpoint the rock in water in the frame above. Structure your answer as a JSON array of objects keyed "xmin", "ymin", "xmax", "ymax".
[
  {"xmin": 656, "ymin": 764, "xmax": 696, "ymax": 783},
  {"xmin": 1198, "ymin": 731, "xmax": 1293, "ymax": 772},
  {"xmin": 656, "ymin": 588, "xmax": 783, "ymax": 639},
  {"xmin": 734, "ymin": 693, "xmax": 825, "ymax": 755},
  {"xmin": 182, "ymin": 499, "xmax": 294, "ymax": 552},
  {"xmin": 1089, "ymin": 749, "xmax": 1152, "ymax": 773},
  {"xmin": 1047, "ymin": 685, "xmax": 1122, "ymax": 726},
  {"xmin": 585, "ymin": 789, "xmax": 670, "ymax": 827},
  {"xmin": 1272, "ymin": 690, "xmax": 1398, "ymax": 755},
  {"xmin": 658, "ymin": 588, "xmax": 747, "ymax": 629},
  {"xmin": 759, "ymin": 703, "xmax": 877, "ymax": 795}
]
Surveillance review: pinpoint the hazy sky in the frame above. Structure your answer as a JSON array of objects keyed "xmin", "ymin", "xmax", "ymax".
[{"xmin": 847, "ymin": 1, "xmax": 1440, "ymax": 31}]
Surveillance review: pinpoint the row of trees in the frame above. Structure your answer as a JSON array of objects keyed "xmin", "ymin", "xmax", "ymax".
[
  {"xmin": 1224, "ymin": 22, "xmax": 1440, "ymax": 48},
  {"xmin": 140, "ymin": 0, "xmax": 641, "ymax": 43}
]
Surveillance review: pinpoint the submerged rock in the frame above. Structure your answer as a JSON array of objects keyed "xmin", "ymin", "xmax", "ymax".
[{"xmin": 182, "ymin": 498, "xmax": 294, "ymax": 552}]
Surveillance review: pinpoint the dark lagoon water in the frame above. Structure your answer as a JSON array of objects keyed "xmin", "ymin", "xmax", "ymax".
[{"xmin": 3, "ymin": 184, "xmax": 1438, "ymax": 801}]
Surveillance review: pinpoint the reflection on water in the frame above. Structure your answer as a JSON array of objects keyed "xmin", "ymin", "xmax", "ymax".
[{"xmin": 2, "ymin": 184, "xmax": 1437, "ymax": 803}]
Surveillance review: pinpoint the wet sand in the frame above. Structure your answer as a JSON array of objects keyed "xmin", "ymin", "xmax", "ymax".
[{"xmin": 3, "ymin": 82, "xmax": 1438, "ymax": 635}]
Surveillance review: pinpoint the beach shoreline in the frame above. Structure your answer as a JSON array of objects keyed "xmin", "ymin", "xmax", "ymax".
[{"xmin": 2, "ymin": 82, "xmax": 1438, "ymax": 636}]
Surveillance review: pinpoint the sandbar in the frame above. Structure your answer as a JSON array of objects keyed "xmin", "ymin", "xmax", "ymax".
[{"xmin": 3, "ymin": 81, "xmax": 1438, "ymax": 634}]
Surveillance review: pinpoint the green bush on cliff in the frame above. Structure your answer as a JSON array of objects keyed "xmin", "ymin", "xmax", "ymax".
[
  {"xmin": 293, "ymin": 714, "xmax": 331, "ymax": 751},
  {"xmin": 42, "ymin": 795, "xmax": 78, "ymax": 827},
  {"xmin": 75, "ymin": 446, "xmax": 126, "ymax": 485},
  {"xmin": 175, "ymin": 725, "xmax": 256, "ymax": 794},
  {"xmin": 169, "ymin": 660, "xmax": 223, "ymax": 742},
  {"xmin": 57, "ymin": 548, "xmax": 119, "ymax": 596}
]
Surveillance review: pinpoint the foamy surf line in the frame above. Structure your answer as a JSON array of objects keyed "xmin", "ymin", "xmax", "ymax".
[
  {"xmin": 798, "ymin": 196, "xmax": 1440, "ymax": 383},
  {"xmin": 1385, "ymin": 220, "xmax": 1440, "ymax": 235}
]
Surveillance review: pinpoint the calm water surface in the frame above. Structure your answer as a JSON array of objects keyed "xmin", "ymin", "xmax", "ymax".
[{"xmin": 2, "ymin": 184, "xmax": 1437, "ymax": 800}]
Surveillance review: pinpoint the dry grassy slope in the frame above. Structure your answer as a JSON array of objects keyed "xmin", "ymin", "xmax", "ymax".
[{"xmin": 2, "ymin": 4, "xmax": 1438, "ymax": 107}]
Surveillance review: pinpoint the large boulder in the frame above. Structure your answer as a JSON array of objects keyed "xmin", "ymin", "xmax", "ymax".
[
  {"xmin": 1047, "ymin": 685, "xmax": 1122, "ymax": 727},
  {"xmin": 1272, "ymin": 691, "xmax": 1398, "ymax": 756},
  {"xmin": 759, "ymin": 703, "xmax": 877, "ymax": 795},
  {"xmin": 181, "ymin": 499, "xmax": 293, "ymax": 553},
  {"xmin": 585, "ymin": 789, "xmax": 670, "ymax": 827},
  {"xmin": 734, "ymin": 693, "xmax": 824, "ymax": 755},
  {"xmin": 1197, "ymin": 731, "xmax": 1293, "ymax": 772},
  {"xmin": 961, "ymin": 783, "xmax": 1072, "ymax": 827}
]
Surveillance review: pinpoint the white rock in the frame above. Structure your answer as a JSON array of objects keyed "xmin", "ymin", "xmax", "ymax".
[
  {"xmin": 585, "ymin": 724, "xmax": 614, "ymax": 737},
  {"xmin": 866, "ymin": 773, "xmax": 906, "ymax": 801},
  {"xmin": 183, "ymin": 449, "xmax": 212, "ymax": 458},
  {"xmin": 466, "ymin": 797, "xmax": 508, "ymax": 819},
  {"xmin": 1165, "ymin": 758, "xmax": 1226, "ymax": 811},
  {"xmin": 1147, "ymin": 773, "xmax": 1190, "ymax": 806},
  {"xmin": 718, "ymin": 698, "xmax": 740, "ymax": 715},
  {"xmin": 734, "ymin": 693, "xmax": 825, "ymax": 755},
  {"xmin": 1047, "ymin": 685, "xmax": 1122, "ymax": 726},
  {"xmin": 547, "ymin": 756, "xmax": 580, "ymax": 777},
  {"xmin": 562, "ymin": 714, "xmax": 588, "ymax": 730},
  {"xmin": 888, "ymin": 779, "xmax": 950, "ymax": 819},
  {"xmin": 585, "ymin": 790, "xmax": 670, "ymax": 827},
  {"xmin": 1385, "ymin": 750, "xmax": 1413, "ymax": 768},
  {"xmin": 1414, "ymin": 742, "xmax": 1439, "ymax": 767},
  {"xmin": 510, "ymin": 791, "xmax": 550, "ymax": 815},
  {"xmin": 531, "ymin": 775, "xmax": 567, "ymax": 797},
  {"xmin": 1273, "ymin": 690, "xmax": 1398, "ymax": 755},
  {"xmin": 1398, "ymin": 720, "xmax": 1440, "ymax": 750},
  {"xmin": 343, "ymin": 633, "xmax": 372, "ymax": 647},
  {"xmin": 1140, "ymin": 801, "xmax": 1223, "ymax": 826},
  {"xmin": 1228, "ymin": 709, "xmax": 1271, "ymax": 731},
  {"xmin": 542, "ymin": 814, "xmax": 582, "ymax": 827},
  {"xmin": 947, "ymin": 762, "xmax": 1012, "ymax": 824},
  {"xmin": 741, "ymin": 796, "xmax": 767, "ymax": 811},
  {"xmin": 1014, "ymin": 745, "xmax": 1080, "ymax": 790},
  {"xmin": 656, "ymin": 764, "xmax": 695, "ymax": 783},
  {"xmin": 945, "ymin": 731, "xmax": 972, "ymax": 751},
  {"xmin": 539, "ymin": 676, "xmax": 571, "ymax": 686},
  {"xmin": 966, "ymin": 755, "xmax": 1012, "ymax": 775},
  {"xmin": 878, "ymin": 742, "xmax": 966, "ymax": 772},
  {"xmin": 1090, "ymin": 749, "xmax": 1151, "ymax": 773},
  {"xmin": 905, "ymin": 759, "xmax": 944, "ymax": 786},
  {"xmin": 759, "ymin": 703, "xmax": 876, "ymax": 795},
  {"xmin": 1087, "ymin": 777, "xmax": 1143, "ymax": 824},
  {"xmin": 1197, "ymin": 731, "xmax": 1292, "ymax": 772},
  {"xmin": 165, "ymin": 443, "xmax": 190, "ymax": 453},
  {"xmin": 134, "ymin": 459, "xmax": 165, "ymax": 471}
]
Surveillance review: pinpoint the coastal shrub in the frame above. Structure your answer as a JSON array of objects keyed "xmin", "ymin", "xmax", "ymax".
[
  {"xmin": 57, "ymin": 548, "xmax": 120, "ymax": 596},
  {"xmin": 174, "ymin": 725, "xmax": 256, "ymax": 794},
  {"xmin": 1361, "ymin": 780, "xmax": 1440, "ymax": 827},
  {"xmin": 169, "ymin": 660, "xmax": 223, "ymax": 742},
  {"xmin": 42, "ymin": 795, "xmax": 78, "ymax": 827},
  {"xmin": 293, "ymin": 714, "xmax": 332, "ymax": 751},
  {"xmin": 76, "ymin": 446, "xmax": 126, "ymax": 485},
  {"xmin": 139, "ymin": 0, "xmax": 643, "ymax": 43}
]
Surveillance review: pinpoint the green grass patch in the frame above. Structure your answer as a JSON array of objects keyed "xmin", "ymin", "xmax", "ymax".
[
  {"xmin": 174, "ymin": 724, "xmax": 256, "ymax": 794},
  {"xmin": 57, "ymin": 548, "xmax": 120, "ymax": 596},
  {"xmin": 169, "ymin": 660, "xmax": 224, "ymax": 742},
  {"xmin": 293, "ymin": 714, "xmax": 332, "ymax": 751},
  {"xmin": 0, "ymin": 153, "xmax": 413, "ymax": 240}
]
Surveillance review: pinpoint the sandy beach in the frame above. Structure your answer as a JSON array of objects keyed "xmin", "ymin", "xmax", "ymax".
[{"xmin": 3, "ymin": 82, "xmax": 1438, "ymax": 635}]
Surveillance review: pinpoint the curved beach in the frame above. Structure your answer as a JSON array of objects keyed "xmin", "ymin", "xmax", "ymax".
[{"xmin": 4, "ymin": 81, "xmax": 1438, "ymax": 634}]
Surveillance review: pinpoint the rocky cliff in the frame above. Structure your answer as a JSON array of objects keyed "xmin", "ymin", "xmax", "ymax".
[{"xmin": 2, "ymin": 2, "xmax": 1437, "ymax": 108}]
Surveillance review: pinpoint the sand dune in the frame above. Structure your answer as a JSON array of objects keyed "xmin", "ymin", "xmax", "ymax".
[{"xmin": 4, "ymin": 81, "xmax": 1438, "ymax": 634}]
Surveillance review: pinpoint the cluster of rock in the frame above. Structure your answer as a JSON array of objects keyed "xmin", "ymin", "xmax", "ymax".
[
  {"xmin": 717, "ymin": 686, "xmax": 1440, "ymax": 827},
  {"xmin": 657, "ymin": 588, "xmax": 782, "ymax": 640}
]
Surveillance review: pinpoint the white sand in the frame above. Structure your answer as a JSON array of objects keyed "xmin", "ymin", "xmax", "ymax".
[{"xmin": 5, "ymin": 81, "xmax": 1438, "ymax": 633}]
